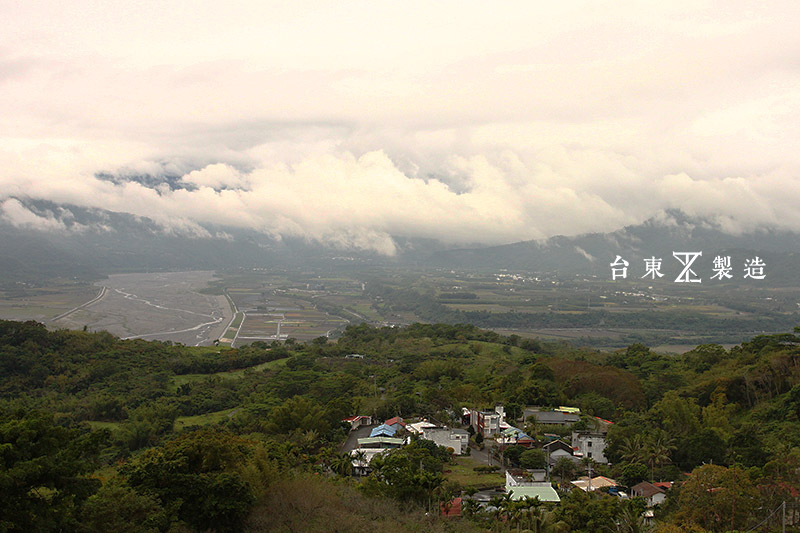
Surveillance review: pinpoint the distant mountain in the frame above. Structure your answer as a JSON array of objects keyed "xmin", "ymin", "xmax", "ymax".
[
  {"xmin": 426, "ymin": 210, "xmax": 800, "ymax": 284},
  {"xmin": 0, "ymin": 199, "xmax": 465, "ymax": 283},
  {"xmin": 2, "ymin": 200, "xmax": 799, "ymax": 286},
  {"xmin": 0, "ymin": 231, "xmax": 100, "ymax": 282}
]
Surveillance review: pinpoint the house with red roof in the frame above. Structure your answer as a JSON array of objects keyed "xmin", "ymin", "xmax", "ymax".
[
  {"xmin": 342, "ymin": 415, "xmax": 372, "ymax": 431},
  {"xmin": 384, "ymin": 416, "xmax": 406, "ymax": 431}
]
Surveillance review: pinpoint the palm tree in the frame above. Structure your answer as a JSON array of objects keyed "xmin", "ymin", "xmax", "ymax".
[
  {"xmin": 352, "ymin": 449, "xmax": 367, "ymax": 477},
  {"xmin": 645, "ymin": 431, "xmax": 674, "ymax": 481},
  {"xmin": 620, "ymin": 434, "xmax": 646, "ymax": 464},
  {"xmin": 532, "ymin": 510, "xmax": 569, "ymax": 533},
  {"xmin": 608, "ymin": 505, "xmax": 653, "ymax": 533},
  {"xmin": 489, "ymin": 492, "xmax": 512, "ymax": 532},
  {"xmin": 330, "ymin": 453, "xmax": 353, "ymax": 476}
]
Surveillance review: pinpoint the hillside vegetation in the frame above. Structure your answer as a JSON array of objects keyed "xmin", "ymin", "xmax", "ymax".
[{"xmin": 1, "ymin": 320, "xmax": 799, "ymax": 532}]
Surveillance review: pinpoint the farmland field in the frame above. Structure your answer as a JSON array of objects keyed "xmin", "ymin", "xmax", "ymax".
[
  {"xmin": 3, "ymin": 265, "xmax": 800, "ymax": 350},
  {"xmin": 26, "ymin": 271, "xmax": 234, "ymax": 346}
]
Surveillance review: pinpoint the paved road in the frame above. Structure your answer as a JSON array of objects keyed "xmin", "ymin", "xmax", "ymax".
[
  {"xmin": 469, "ymin": 441, "xmax": 506, "ymax": 473},
  {"xmin": 341, "ymin": 424, "xmax": 379, "ymax": 453},
  {"xmin": 50, "ymin": 286, "xmax": 107, "ymax": 322}
]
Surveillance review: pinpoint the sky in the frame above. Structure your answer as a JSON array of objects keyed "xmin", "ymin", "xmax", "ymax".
[{"xmin": 2, "ymin": 1, "xmax": 800, "ymax": 254}]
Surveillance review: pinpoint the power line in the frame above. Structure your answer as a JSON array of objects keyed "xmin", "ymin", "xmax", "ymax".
[{"xmin": 745, "ymin": 501, "xmax": 785, "ymax": 532}]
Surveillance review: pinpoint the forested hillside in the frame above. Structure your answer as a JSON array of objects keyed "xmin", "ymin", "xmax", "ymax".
[{"xmin": 1, "ymin": 320, "xmax": 799, "ymax": 532}]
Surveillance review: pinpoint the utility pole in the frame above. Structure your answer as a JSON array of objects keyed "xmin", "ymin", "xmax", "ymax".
[{"xmin": 782, "ymin": 500, "xmax": 786, "ymax": 533}]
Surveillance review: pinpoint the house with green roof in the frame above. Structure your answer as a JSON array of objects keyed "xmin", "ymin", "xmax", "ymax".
[{"xmin": 508, "ymin": 485, "xmax": 560, "ymax": 503}]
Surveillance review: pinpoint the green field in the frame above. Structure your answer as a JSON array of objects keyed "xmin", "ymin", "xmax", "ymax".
[
  {"xmin": 443, "ymin": 456, "xmax": 505, "ymax": 491},
  {"xmin": 171, "ymin": 358, "xmax": 288, "ymax": 388},
  {"xmin": 174, "ymin": 408, "xmax": 239, "ymax": 430}
]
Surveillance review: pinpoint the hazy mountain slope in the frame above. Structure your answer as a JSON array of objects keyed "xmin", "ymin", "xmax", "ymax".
[
  {"xmin": 427, "ymin": 210, "xmax": 800, "ymax": 283},
  {"xmin": 2, "ymin": 200, "xmax": 799, "ymax": 285}
]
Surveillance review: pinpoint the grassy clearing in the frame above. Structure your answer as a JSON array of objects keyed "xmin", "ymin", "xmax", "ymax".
[
  {"xmin": 86, "ymin": 420, "xmax": 122, "ymax": 431},
  {"xmin": 443, "ymin": 456, "xmax": 505, "ymax": 491},
  {"xmin": 174, "ymin": 408, "xmax": 238, "ymax": 429},
  {"xmin": 171, "ymin": 357, "xmax": 288, "ymax": 388}
]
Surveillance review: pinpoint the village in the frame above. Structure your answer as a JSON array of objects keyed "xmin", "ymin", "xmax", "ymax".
[{"xmin": 341, "ymin": 405, "xmax": 670, "ymax": 522}]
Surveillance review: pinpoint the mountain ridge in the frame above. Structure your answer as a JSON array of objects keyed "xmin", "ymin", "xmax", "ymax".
[{"xmin": 2, "ymin": 200, "xmax": 799, "ymax": 284}]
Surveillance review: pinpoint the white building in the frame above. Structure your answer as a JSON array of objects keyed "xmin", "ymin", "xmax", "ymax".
[
  {"xmin": 571, "ymin": 431, "xmax": 608, "ymax": 463},
  {"xmin": 407, "ymin": 420, "xmax": 437, "ymax": 435},
  {"xmin": 421, "ymin": 427, "xmax": 469, "ymax": 455},
  {"xmin": 631, "ymin": 481, "xmax": 667, "ymax": 506},
  {"xmin": 470, "ymin": 406, "xmax": 504, "ymax": 437}
]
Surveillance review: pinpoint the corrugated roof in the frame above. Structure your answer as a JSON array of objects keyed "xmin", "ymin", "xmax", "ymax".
[
  {"xmin": 384, "ymin": 416, "xmax": 406, "ymax": 427},
  {"xmin": 370, "ymin": 424, "xmax": 397, "ymax": 437},
  {"xmin": 357, "ymin": 436, "xmax": 404, "ymax": 446},
  {"xmin": 532, "ymin": 411, "xmax": 580, "ymax": 424},
  {"xmin": 571, "ymin": 476, "xmax": 618, "ymax": 491}
]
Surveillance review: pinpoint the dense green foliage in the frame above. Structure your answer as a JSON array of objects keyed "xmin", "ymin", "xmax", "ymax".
[{"xmin": 1, "ymin": 319, "xmax": 799, "ymax": 531}]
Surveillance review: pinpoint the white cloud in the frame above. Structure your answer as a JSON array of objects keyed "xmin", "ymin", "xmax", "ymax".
[
  {"xmin": 1, "ymin": 2, "xmax": 800, "ymax": 253},
  {"xmin": 0, "ymin": 198, "xmax": 69, "ymax": 232},
  {"xmin": 182, "ymin": 164, "xmax": 248, "ymax": 189}
]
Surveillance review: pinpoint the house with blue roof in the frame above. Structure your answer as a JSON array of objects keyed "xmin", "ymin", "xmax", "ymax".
[{"xmin": 369, "ymin": 424, "xmax": 397, "ymax": 438}]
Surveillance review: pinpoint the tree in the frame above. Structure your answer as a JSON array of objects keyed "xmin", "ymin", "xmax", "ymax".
[
  {"xmin": 531, "ymin": 510, "xmax": 569, "ymax": 533},
  {"xmin": 0, "ymin": 410, "xmax": 106, "ymax": 532},
  {"xmin": 581, "ymin": 456, "xmax": 598, "ymax": 486},
  {"xmin": 552, "ymin": 456, "xmax": 577, "ymax": 487},
  {"xmin": 650, "ymin": 391, "xmax": 701, "ymax": 438},
  {"xmin": 757, "ymin": 447, "xmax": 800, "ymax": 510},
  {"xmin": 675, "ymin": 464, "xmax": 759, "ymax": 531},
  {"xmin": 520, "ymin": 448, "xmax": 547, "ymax": 469},
  {"xmin": 504, "ymin": 402, "xmax": 523, "ymax": 422},
  {"xmin": 674, "ymin": 428, "xmax": 727, "ymax": 470},
  {"xmin": 611, "ymin": 502, "xmax": 652, "ymax": 533},
  {"xmin": 619, "ymin": 434, "xmax": 646, "ymax": 464},
  {"xmin": 503, "ymin": 444, "xmax": 526, "ymax": 466},
  {"xmin": 618, "ymin": 463, "xmax": 649, "ymax": 488},
  {"xmin": 644, "ymin": 431, "xmax": 674, "ymax": 481},
  {"xmin": 121, "ymin": 429, "xmax": 259, "ymax": 532},
  {"xmin": 352, "ymin": 449, "xmax": 367, "ymax": 477},
  {"xmin": 366, "ymin": 441, "xmax": 445, "ymax": 505},
  {"xmin": 329, "ymin": 453, "xmax": 353, "ymax": 477},
  {"xmin": 79, "ymin": 480, "xmax": 167, "ymax": 533},
  {"xmin": 554, "ymin": 488, "xmax": 622, "ymax": 532}
]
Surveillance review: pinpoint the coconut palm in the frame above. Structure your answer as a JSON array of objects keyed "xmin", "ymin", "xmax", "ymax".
[
  {"xmin": 608, "ymin": 505, "xmax": 653, "ymax": 533},
  {"xmin": 531, "ymin": 510, "xmax": 569, "ymax": 533},
  {"xmin": 352, "ymin": 449, "xmax": 367, "ymax": 477},
  {"xmin": 620, "ymin": 434, "xmax": 646, "ymax": 464},
  {"xmin": 330, "ymin": 453, "xmax": 353, "ymax": 477},
  {"xmin": 644, "ymin": 431, "xmax": 675, "ymax": 481}
]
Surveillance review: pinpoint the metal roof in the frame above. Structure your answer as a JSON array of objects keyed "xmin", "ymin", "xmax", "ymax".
[
  {"xmin": 370, "ymin": 424, "xmax": 397, "ymax": 437},
  {"xmin": 508, "ymin": 485, "xmax": 560, "ymax": 503},
  {"xmin": 357, "ymin": 437, "xmax": 404, "ymax": 446}
]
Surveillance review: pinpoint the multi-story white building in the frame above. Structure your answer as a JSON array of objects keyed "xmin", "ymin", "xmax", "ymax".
[
  {"xmin": 571, "ymin": 431, "xmax": 608, "ymax": 463},
  {"xmin": 470, "ymin": 406, "xmax": 504, "ymax": 437}
]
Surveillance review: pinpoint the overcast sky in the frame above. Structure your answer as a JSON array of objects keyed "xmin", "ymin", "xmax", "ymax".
[{"xmin": 2, "ymin": 1, "xmax": 799, "ymax": 254}]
